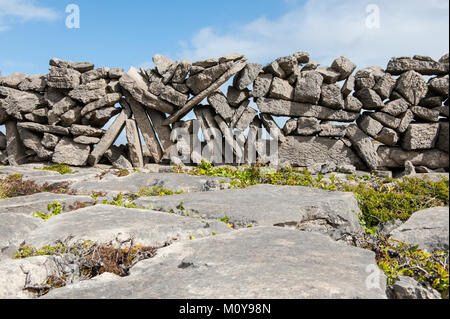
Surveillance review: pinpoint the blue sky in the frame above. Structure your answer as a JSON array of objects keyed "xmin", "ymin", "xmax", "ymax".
[{"xmin": 1, "ymin": 0, "xmax": 449, "ymax": 76}]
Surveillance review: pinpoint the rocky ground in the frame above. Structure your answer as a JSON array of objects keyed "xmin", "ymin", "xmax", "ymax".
[{"xmin": 0, "ymin": 163, "xmax": 448, "ymax": 299}]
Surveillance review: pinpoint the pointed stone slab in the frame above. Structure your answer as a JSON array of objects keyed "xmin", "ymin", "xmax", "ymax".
[
  {"xmin": 164, "ymin": 58, "xmax": 248, "ymax": 125},
  {"xmin": 88, "ymin": 105, "xmax": 132, "ymax": 166},
  {"xmin": 215, "ymin": 114, "xmax": 244, "ymax": 162},
  {"xmin": 5, "ymin": 120, "xmax": 27, "ymax": 166},
  {"xmin": 122, "ymin": 95, "xmax": 163, "ymax": 163},
  {"xmin": 126, "ymin": 119, "xmax": 144, "ymax": 168}
]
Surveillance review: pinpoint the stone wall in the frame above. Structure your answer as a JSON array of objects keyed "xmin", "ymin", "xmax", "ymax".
[{"xmin": 0, "ymin": 52, "xmax": 448, "ymax": 172}]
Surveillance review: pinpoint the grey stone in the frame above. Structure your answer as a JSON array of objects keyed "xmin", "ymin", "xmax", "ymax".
[
  {"xmin": 153, "ymin": 54, "xmax": 175, "ymax": 76},
  {"xmin": 251, "ymin": 73, "xmax": 273, "ymax": 98},
  {"xmin": 276, "ymin": 56, "xmax": 299, "ymax": 76},
  {"xmin": 377, "ymin": 146, "xmax": 449, "ymax": 169},
  {"xmin": 263, "ymin": 60, "xmax": 287, "ymax": 78},
  {"xmin": 297, "ymin": 117, "xmax": 321, "ymax": 136},
  {"xmin": 345, "ymin": 124, "xmax": 379, "ymax": 171},
  {"xmin": 316, "ymin": 67, "xmax": 340, "ymax": 84},
  {"xmin": 108, "ymin": 68, "xmax": 124, "ymax": 79},
  {"xmin": 293, "ymin": 51, "xmax": 310, "ymax": 63},
  {"xmin": 47, "ymin": 66, "xmax": 81, "ymax": 89},
  {"xmin": 227, "ymin": 86, "xmax": 250, "ymax": 107},
  {"xmin": 68, "ymin": 79, "xmax": 107, "ymax": 104},
  {"xmin": 40, "ymin": 133, "xmax": 59, "ymax": 150},
  {"xmin": 429, "ymin": 75, "xmax": 449, "ymax": 97},
  {"xmin": 72, "ymin": 136, "xmax": 100, "ymax": 145},
  {"xmin": 70, "ymin": 124, "xmax": 104, "ymax": 137},
  {"xmin": 371, "ymin": 112, "xmax": 401, "ymax": 130},
  {"xmin": 159, "ymin": 85, "xmax": 188, "ymax": 108},
  {"xmin": 419, "ymin": 95, "xmax": 444, "ymax": 108},
  {"xmin": 234, "ymin": 63, "xmax": 262, "ymax": 90},
  {"xmin": 336, "ymin": 164, "xmax": 357, "ymax": 174},
  {"xmin": 341, "ymin": 75, "xmax": 355, "ymax": 98},
  {"xmin": 382, "ymin": 98, "xmax": 410, "ymax": 117},
  {"xmin": 83, "ymin": 107, "xmax": 121, "ymax": 128},
  {"xmin": 0, "ymin": 132, "xmax": 6, "ymax": 150},
  {"xmin": 438, "ymin": 122, "xmax": 449, "ymax": 153},
  {"xmin": 389, "ymin": 207, "xmax": 449, "ymax": 251},
  {"xmin": 72, "ymin": 61, "xmax": 95, "ymax": 73},
  {"xmin": 269, "ymin": 77, "xmax": 294, "ymax": 100},
  {"xmin": 18, "ymin": 128, "xmax": 53, "ymax": 160},
  {"xmin": 410, "ymin": 106, "xmax": 440, "ymax": 122},
  {"xmin": 146, "ymin": 109, "xmax": 174, "ymax": 160},
  {"xmin": 105, "ymin": 146, "xmax": 133, "ymax": 170},
  {"xmin": 319, "ymin": 122, "xmax": 347, "ymax": 137},
  {"xmin": 373, "ymin": 73, "xmax": 396, "ymax": 100},
  {"xmin": 283, "ymin": 118, "xmax": 298, "ymax": 135},
  {"xmin": 344, "ymin": 96, "xmax": 363, "ymax": 112},
  {"xmin": 279, "ymin": 136, "xmax": 365, "ymax": 170},
  {"xmin": 256, "ymin": 98, "xmax": 360, "ymax": 122},
  {"xmin": 397, "ymin": 110, "xmax": 415, "ymax": 133},
  {"xmin": 60, "ymin": 106, "xmax": 82, "ymax": 127},
  {"xmin": 126, "ymin": 119, "xmax": 144, "ymax": 168},
  {"xmin": 357, "ymin": 114, "xmax": 383, "ymax": 138},
  {"xmin": 192, "ymin": 58, "xmax": 218, "ymax": 68},
  {"xmin": 401, "ymin": 124, "xmax": 440, "ymax": 150},
  {"xmin": 119, "ymin": 67, "xmax": 176, "ymax": 115},
  {"xmin": 186, "ymin": 62, "xmax": 233, "ymax": 95},
  {"xmin": 53, "ymin": 137, "xmax": 90, "ymax": 166},
  {"xmin": 171, "ymin": 60, "xmax": 192, "ymax": 83},
  {"xmin": 80, "ymin": 93, "xmax": 121, "ymax": 116},
  {"xmin": 207, "ymin": 91, "xmax": 234, "ymax": 123},
  {"xmin": 320, "ymin": 84, "xmax": 344, "ymax": 110},
  {"xmin": 386, "ymin": 57, "xmax": 448, "ymax": 76},
  {"xmin": 0, "ymin": 86, "xmax": 45, "ymax": 116},
  {"xmin": 294, "ymin": 71, "xmax": 323, "ymax": 104},
  {"xmin": 0, "ymin": 72, "xmax": 27, "ymax": 88},
  {"xmin": 260, "ymin": 114, "xmax": 286, "ymax": 143},
  {"xmin": 18, "ymin": 74, "xmax": 47, "ymax": 92},
  {"xmin": 5, "ymin": 120, "xmax": 27, "ymax": 166},
  {"xmin": 136, "ymin": 184, "xmax": 363, "ymax": 239},
  {"xmin": 43, "ymin": 227, "xmax": 386, "ymax": 299},
  {"xmin": 375, "ymin": 127, "xmax": 399, "ymax": 146},
  {"xmin": 387, "ymin": 276, "xmax": 442, "ymax": 299},
  {"xmin": 302, "ymin": 60, "xmax": 321, "ymax": 71},
  {"xmin": 234, "ymin": 107, "xmax": 257, "ymax": 131},
  {"xmin": 354, "ymin": 88, "xmax": 385, "ymax": 110},
  {"xmin": 17, "ymin": 122, "xmax": 69, "ymax": 136},
  {"xmin": 0, "ymin": 192, "xmax": 95, "ymax": 217},
  {"xmin": 395, "ymin": 70, "xmax": 428, "ymax": 105},
  {"xmin": 331, "ymin": 56, "xmax": 357, "ymax": 81},
  {"xmin": 80, "ymin": 67, "xmax": 110, "ymax": 84},
  {"xmin": 355, "ymin": 69, "xmax": 376, "ymax": 90}
]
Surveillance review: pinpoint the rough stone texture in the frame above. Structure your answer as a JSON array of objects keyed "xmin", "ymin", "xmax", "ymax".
[
  {"xmin": 52, "ymin": 137, "xmax": 91, "ymax": 166},
  {"xmin": 345, "ymin": 125, "xmax": 379, "ymax": 171},
  {"xmin": 43, "ymin": 227, "xmax": 386, "ymax": 299},
  {"xmin": 279, "ymin": 136, "xmax": 365, "ymax": 170},
  {"xmin": 186, "ymin": 62, "xmax": 233, "ymax": 95},
  {"xmin": 24, "ymin": 205, "xmax": 232, "ymax": 249},
  {"xmin": 316, "ymin": 67, "xmax": 340, "ymax": 84},
  {"xmin": 410, "ymin": 106, "xmax": 440, "ymax": 123},
  {"xmin": 227, "ymin": 86, "xmax": 250, "ymax": 107},
  {"xmin": 297, "ymin": 117, "xmax": 321, "ymax": 136},
  {"xmin": 376, "ymin": 127, "xmax": 399, "ymax": 146},
  {"xmin": 294, "ymin": 71, "xmax": 323, "ymax": 104},
  {"xmin": 207, "ymin": 91, "xmax": 235, "ymax": 123},
  {"xmin": 429, "ymin": 75, "xmax": 449, "ymax": 97},
  {"xmin": 382, "ymin": 98, "xmax": 410, "ymax": 117},
  {"xmin": 397, "ymin": 110, "xmax": 415, "ymax": 133},
  {"xmin": 17, "ymin": 122, "xmax": 69, "ymax": 136},
  {"xmin": 5, "ymin": 120, "xmax": 27, "ymax": 166},
  {"xmin": 395, "ymin": 70, "xmax": 428, "ymax": 105},
  {"xmin": 387, "ymin": 276, "xmax": 442, "ymax": 299},
  {"xmin": 354, "ymin": 88, "xmax": 385, "ymax": 110},
  {"xmin": 401, "ymin": 124, "xmax": 440, "ymax": 151},
  {"xmin": 377, "ymin": 146, "xmax": 449, "ymax": 169},
  {"xmin": 320, "ymin": 84, "xmax": 344, "ymax": 110},
  {"xmin": 234, "ymin": 63, "xmax": 262, "ymax": 90},
  {"xmin": 331, "ymin": 56, "xmax": 357, "ymax": 81},
  {"xmin": 283, "ymin": 118, "xmax": 298, "ymax": 135},
  {"xmin": 438, "ymin": 122, "xmax": 449, "ymax": 153},
  {"xmin": 389, "ymin": 207, "xmax": 449, "ymax": 251},
  {"xmin": 357, "ymin": 114, "xmax": 383, "ymax": 138},
  {"xmin": 373, "ymin": 74, "xmax": 396, "ymax": 100},
  {"xmin": 319, "ymin": 122, "xmax": 347, "ymax": 137},
  {"xmin": 257, "ymin": 98, "xmax": 360, "ymax": 122},
  {"xmin": 344, "ymin": 96, "xmax": 363, "ymax": 112},
  {"xmin": 73, "ymin": 136, "xmax": 100, "ymax": 145},
  {"xmin": 251, "ymin": 73, "xmax": 273, "ymax": 98},
  {"xmin": 18, "ymin": 128, "xmax": 53, "ymax": 160},
  {"xmin": 386, "ymin": 57, "xmax": 448, "ymax": 76},
  {"xmin": 269, "ymin": 77, "xmax": 294, "ymax": 100},
  {"xmin": 342, "ymin": 75, "xmax": 355, "ymax": 98},
  {"xmin": 371, "ymin": 112, "xmax": 401, "ymax": 130}
]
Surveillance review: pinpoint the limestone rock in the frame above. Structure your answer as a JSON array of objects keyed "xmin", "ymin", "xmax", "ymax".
[
  {"xmin": 387, "ymin": 276, "xmax": 442, "ymax": 299},
  {"xmin": 386, "ymin": 57, "xmax": 448, "ymax": 76},
  {"xmin": 395, "ymin": 70, "xmax": 428, "ymax": 105},
  {"xmin": 47, "ymin": 66, "xmax": 81, "ymax": 89},
  {"xmin": 345, "ymin": 124, "xmax": 379, "ymax": 171},
  {"xmin": 331, "ymin": 56, "xmax": 357, "ymax": 81},
  {"xmin": 186, "ymin": 62, "xmax": 233, "ymax": 95},
  {"xmin": 269, "ymin": 77, "xmax": 294, "ymax": 100},
  {"xmin": 297, "ymin": 117, "xmax": 321, "ymax": 136},
  {"xmin": 382, "ymin": 98, "xmax": 410, "ymax": 117},
  {"xmin": 377, "ymin": 146, "xmax": 449, "ymax": 169},
  {"xmin": 410, "ymin": 106, "xmax": 440, "ymax": 123},
  {"xmin": 53, "ymin": 137, "xmax": 91, "ymax": 166},
  {"xmin": 354, "ymin": 88, "xmax": 385, "ymax": 110},
  {"xmin": 438, "ymin": 122, "xmax": 449, "ymax": 153},
  {"xmin": 250, "ymin": 73, "xmax": 273, "ymax": 98},
  {"xmin": 207, "ymin": 91, "xmax": 235, "ymax": 123},
  {"xmin": 234, "ymin": 63, "xmax": 262, "ymax": 90},
  {"xmin": 357, "ymin": 114, "xmax": 383, "ymax": 138},
  {"xmin": 316, "ymin": 67, "xmax": 340, "ymax": 84},
  {"xmin": 320, "ymin": 84, "xmax": 344, "ymax": 110},
  {"xmin": 401, "ymin": 124, "xmax": 440, "ymax": 150},
  {"xmin": 373, "ymin": 73, "xmax": 396, "ymax": 100},
  {"xmin": 294, "ymin": 71, "xmax": 323, "ymax": 104}
]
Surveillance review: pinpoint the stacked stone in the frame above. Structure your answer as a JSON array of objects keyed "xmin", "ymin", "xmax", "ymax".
[
  {"xmin": 0, "ymin": 58, "xmax": 125, "ymax": 166},
  {"xmin": 352, "ymin": 54, "xmax": 449, "ymax": 171}
]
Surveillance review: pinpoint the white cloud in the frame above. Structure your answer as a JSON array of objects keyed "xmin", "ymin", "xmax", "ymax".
[
  {"xmin": 0, "ymin": 0, "xmax": 58, "ymax": 30},
  {"xmin": 178, "ymin": 0, "xmax": 449, "ymax": 69}
]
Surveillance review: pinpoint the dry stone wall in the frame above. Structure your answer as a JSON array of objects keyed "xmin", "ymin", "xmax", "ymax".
[{"xmin": 0, "ymin": 52, "xmax": 448, "ymax": 172}]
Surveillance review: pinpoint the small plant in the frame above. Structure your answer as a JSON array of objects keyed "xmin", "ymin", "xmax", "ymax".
[
  {"xmin": 134, "ymin": 186, "xmax": 184, "ymax": 198},
  {"xmin": 102, "ymin": 193, "xmax": 137, "ymax": 209},
  {"xmin": 40, "ymin": 164, "xmax": 76, "ymax": 175},
  {"xmin": 33, "ymin": 202, "xmax": 63, "ymax": 221}
]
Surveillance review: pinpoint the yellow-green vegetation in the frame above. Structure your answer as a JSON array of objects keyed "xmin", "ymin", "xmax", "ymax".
[
  {"xmin": 39, "ymin": 164, "xmax": 76, "ymax": 175},
  {"xmin": 32, "ymin": 202, "xmax": 63, "ymax": 221},
  {"xmin": 363, "ymin": 235, "xmax": 449, "ymax": 298},
  {"xmin": 177, "ymin": 160, "xmax": 449, "ymax": 228},
  {"xmin": 102, "ymin": 193, "xmax": 138, "ymax": 209},
  {"xmin": 15, "ymin": 241, "xmax": 94, "ymax": 259},
  {"xmin": 134, "ymin": 186, "xmax": 184, "ymax": 197}
]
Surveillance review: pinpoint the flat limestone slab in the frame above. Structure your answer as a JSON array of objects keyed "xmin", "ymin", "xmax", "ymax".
[
  {"xmin": 389, "ymin": 207, "xmax": 449, "ymax": 251},
  {"xmin": 0, "ymin": 193, "xmax": 95, "ymax": 216},
  {"xmin": 0, "ymin": 213, "xmax": 42, "ymax": 260},
  {"xmin": 134, "ymin": 184, "xmax": 363, "ymax": 239},
  {"xmin": 70, "ymin": 172, "xmax": 229, "ymax": 196},
  {"xmin": 43, "ymin": 227, "xmax": 387, "ymax": 299},
  {"xmin": 24, "ymin": 205, "xmax": 232, "ymax": 248}
]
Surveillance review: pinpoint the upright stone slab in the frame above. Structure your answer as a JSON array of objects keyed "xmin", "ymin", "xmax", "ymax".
[
  {"xmin": 53, "ymin": 137, "xmax": 90, "ymax": 167},
  {"xmin": 88, "ymin": 106, "xmax": 132, "ymax": 166},
  {"xmin": 5, "ymin": 120, "xmax": 27, "ymax": 166},
  {"xmin": 345, "ymin": 124, "xmax": 379, "ymax": 171},
  {"xmin": 126, "ymin": 119, "xmax": 144, "ymax": 168},
  {"xmin": 146, "ymin": 109, "xmax": 174, "ymax": 160}
]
